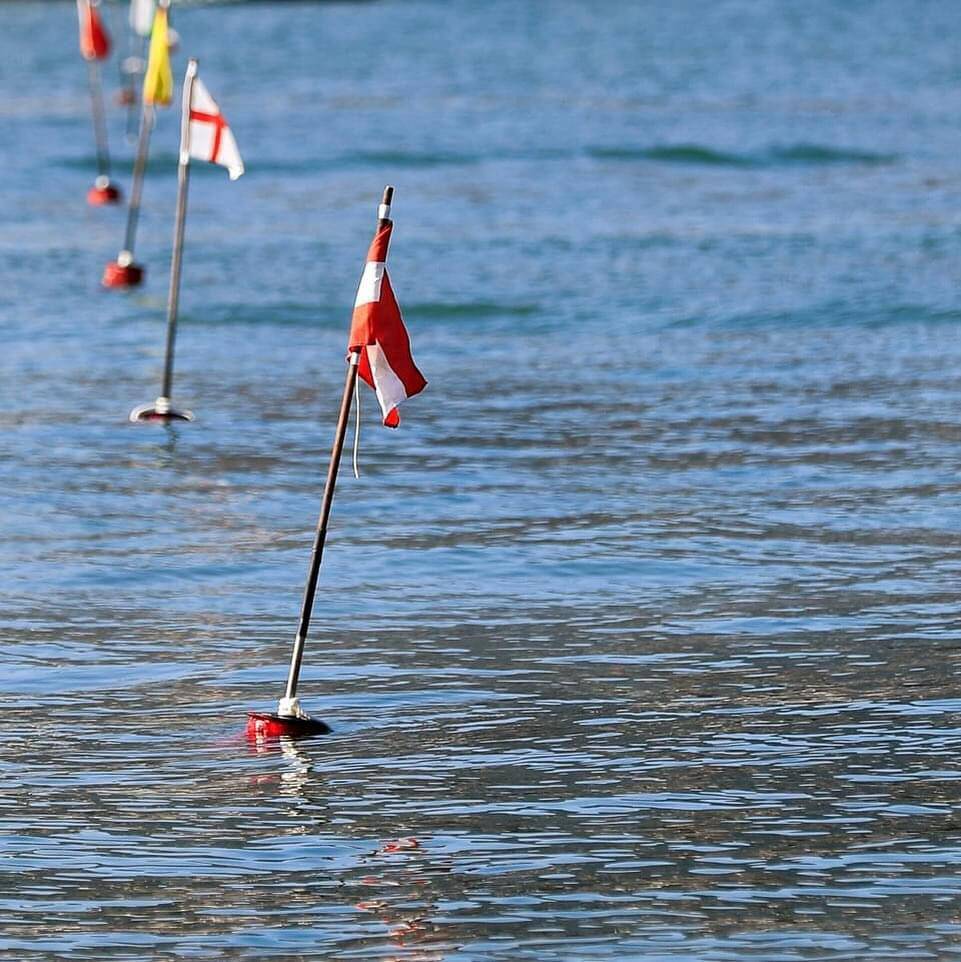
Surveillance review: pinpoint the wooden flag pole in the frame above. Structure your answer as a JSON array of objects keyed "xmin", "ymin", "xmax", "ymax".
[
  {"xmin": 247, "ymin": 187, "xmax": 394, "ymax": 738},
  {"xmin": 129, "ymin": 59, "xmax": 197, "ymax": 424}
]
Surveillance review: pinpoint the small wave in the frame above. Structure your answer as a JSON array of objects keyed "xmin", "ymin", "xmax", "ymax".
[
  {"xmin": 251, "ymin": 150, "xmax": 481, "ymax": 174},
  {"xmin": 53, "ymin": 152, "xmax": 181, "ymax": 174},
  {"xmin": 406, "ymin": 301, "xmax": 539, "ymax": 320},
  {"xmin": 591, "ymin": 144, "xmax": 755, "ymax": 167},
  {"xmin": 770, "ymin": 144, "xmax": 896, "ymax": 166},
  {"xmin": 180, "ymin": 302, "xmax": 334, "ymax": 326},
  {"xmin": 343, "ymin": 149, "xmax": 481, "ymax": 169},
  {"xmin": 180, "ymin": 301, "xmax": 538, "ymax": 326},
  {"xmin": 667, "ymin": 303, "xmax": 961, "ymax": 331},
  {"xmin": 590, "ymin": 142, "xmax": 897, "ymax": 168}
]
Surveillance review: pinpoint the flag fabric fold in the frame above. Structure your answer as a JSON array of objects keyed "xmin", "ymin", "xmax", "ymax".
[
  {"xmin": 187, "ymin": 76, "xmax": 244, "ymax": 180},
  {"xmin": 77, "ymin": 0, "xmax": 110, "ymax": 61},
  {"xmin": 142, "ymin": 3, "xmax": 172, "ymax": 106},
  {"xmin": 348, "ymin": 221, "xmax": 426, "ymax": 428}
]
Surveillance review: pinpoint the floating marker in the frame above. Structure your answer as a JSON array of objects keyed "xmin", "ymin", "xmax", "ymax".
[
  {"xmin": 103, "ymin": 0, "xmax": 172, "ymax": 289},
  {"xmin": 77, "ymin": 0, "xmax": 122, "ymax": 205},
  {"xmin": 129, "ymin": 58, "xmax": 244, "ymax": 423},
  {"xmin": 102, "ymin": 104, "xmax": 152, "ymax": 288},
  {"xmin": 247, "ymin": 187, "xmax": 427, "ymax": 740}
]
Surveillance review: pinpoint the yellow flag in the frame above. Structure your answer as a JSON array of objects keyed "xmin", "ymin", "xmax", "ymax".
[{"xmin": 142, "ymin": 4, "xmax": 172, "ymax": 106}]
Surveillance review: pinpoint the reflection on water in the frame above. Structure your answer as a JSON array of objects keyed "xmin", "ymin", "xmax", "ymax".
[{"xmin": 3, "ymin": 0, "xmax": 961, "ymax": 958}]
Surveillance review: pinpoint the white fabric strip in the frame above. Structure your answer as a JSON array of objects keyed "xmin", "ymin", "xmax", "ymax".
[
  {"xmin": 215, "ymin": 126, "xmax": 244, "ymax": 180},
  {"xmin": 354, "ymin": 262, "xmax": 385, "ymax": 307},
  {"xmin": 367, "ymin": 342, "xmax": 407, "ymax": 419}
]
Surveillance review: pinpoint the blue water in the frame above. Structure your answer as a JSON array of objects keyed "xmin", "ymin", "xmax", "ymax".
[{"xmin": 2, "ymin": 0, "xmax": 961, "ymax": 959}]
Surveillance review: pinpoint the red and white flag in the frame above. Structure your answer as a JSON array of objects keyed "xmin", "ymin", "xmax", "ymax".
[
  {"xmin": 348, "ymin": 217, "xmax": 426, "ymax": 427},
  {"xmin": 186, "ymin": 75, "xmax": 244, "ymax": 180},
  {"xmin": 77, "ymin": 0, "xmax": 110, "ymax": 61}
]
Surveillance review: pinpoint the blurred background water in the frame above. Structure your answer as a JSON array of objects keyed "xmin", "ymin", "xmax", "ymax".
[{"xmin": 2, "ymin": 0, "xmax": 961, "ymax": 959}]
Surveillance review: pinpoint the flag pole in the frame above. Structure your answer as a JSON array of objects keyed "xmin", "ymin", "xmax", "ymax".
[
  {"xmin": 116, "ymin": 0, "xmax": 137, "ymax": 118},
  {"xmin": 103, "ymin": 0, "xmax": 170, "ymax": 289},
  {"xmin": 86, "ymin": 59, "xmax": 121, "ymax": 205},
  {"xmin": 122, "ymin": 38, "xmax": 148, "ymax": 143},
  {"xmin": 78, "ymin": 0, "xmax": 120, "ymax": 206},
  {"xmin": 247, "ymin": 186, "xmax": 394, "ymax": 739},
  {"xmin": 129, "ymin": 58, "xmax": 197, "ymax": 424},
  {"xmin": 103, "ymin": 101, "xmax": 152, "ymax": 288},
  {"xmin": 120, "ymin": 0, "xmax": 150, "ymax": 141}
]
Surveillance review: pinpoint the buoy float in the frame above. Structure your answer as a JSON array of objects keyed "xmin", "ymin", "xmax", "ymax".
[
  {"xmin": 102, "ymin": 249, "xmax": 144, "ymax": 288},
  {"xmin": 77, "ymin": 1, "xmax": 123, "ymax": 207},
  {"xmin": 246, "ymin": 711, "xmax": 332, "ymax": 740},
  {"xmin": 245, "ymin": 187, "xmax": 426, "ymax": 741},
  {"xmin": 129, "ymin": 395, "xmax": 192, "ymax": 422},
  {"xmin": 87, "ymin": 175, "xmax": 122, "ymax": 206},
  {"xmin": 127, "ymin": 58, "xmax": 243, "ymax": 423},
  {"xmin": 104, "ymin": 1, "xmax": 172, "ymax": 290}
]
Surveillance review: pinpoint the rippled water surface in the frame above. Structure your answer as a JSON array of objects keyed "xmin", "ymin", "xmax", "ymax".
[{"xmin": 3, "ymin": 1, "xmax": 961, "ymax": 959}]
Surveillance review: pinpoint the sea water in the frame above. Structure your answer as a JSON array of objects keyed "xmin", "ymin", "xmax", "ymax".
[{"xmin": 2, "ymin": 1, "xmax": 961, "ymax": 958}]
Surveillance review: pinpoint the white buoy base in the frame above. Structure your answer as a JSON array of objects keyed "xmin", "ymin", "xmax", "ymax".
[
  {"xmin": 129, "ymin": 397, "xmax": 194, "ymax": 422},
  {"xmin": 277, "ymin": 696, "xmax": 310, "ymax": 719}
]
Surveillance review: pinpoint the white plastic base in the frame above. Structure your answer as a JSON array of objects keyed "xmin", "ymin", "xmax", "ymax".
[{"xmin": 278, "ymin": 696, "xmax": 309, "ymax": 719}]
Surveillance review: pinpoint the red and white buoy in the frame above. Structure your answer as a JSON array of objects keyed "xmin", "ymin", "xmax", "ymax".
[
  {"xmin": 88, "ymin": 175, "xmax": 121, "ymax": 206},
  {"xmin": 102, "ymin": 248, "xmax": 144, "ymax": 288},
  {"xmin": 128, "ymin": 59, "xmax": 244, "ymax": 421},
  {"xmin": 78, "ymin": 0, "xmax": 123, "ymax": 206},
  {"xmin": 103, "ymin": 0, "xmax": 173, "ymax": 289}
]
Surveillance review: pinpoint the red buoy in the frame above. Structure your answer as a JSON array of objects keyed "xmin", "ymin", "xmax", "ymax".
[
  {"xmin": 88, "ymin": 176, "xmax": 121, "ymax": 206},
  {"xmin": 246, "ymin": 712, "xmax": 332, "ymax": 740},
  {"xmin": 103, "ymin": 251, "xmax": 144, "ymax": 288}
]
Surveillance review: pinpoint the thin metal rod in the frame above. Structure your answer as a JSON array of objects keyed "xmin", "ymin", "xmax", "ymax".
[
  {"xmin": 113, "ymin": 0, "xmax": 133, "ymax": 105},
  {"xmin": 160, "ymin": 59, "xmax": 197, "ymax": 400},
  {"xmin": 87, "ymin": 60, "xmax": 110, "ymax": 179},
  {"xmin": 123, "ymin": 37, "xmax": 147, "ymax": 142},
  {"xmin": 284, "ymin": 353, "xmax": 361, "ymax": 701},
  {"xmin": 283, "ymin": 186, "xmax": 395, "ymax": 702},
  {"xmin": 122, "ymin": 102, "xmax": 155, "ymax": 255}
]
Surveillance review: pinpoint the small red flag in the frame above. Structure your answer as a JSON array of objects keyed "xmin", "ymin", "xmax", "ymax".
[
  {"xmin": 348, "ymin": 220, "xmax": 426, "ymax": 427},
  {"xmin": 77, "ymin": 0, "xmax": 111, "ymax": 61}
]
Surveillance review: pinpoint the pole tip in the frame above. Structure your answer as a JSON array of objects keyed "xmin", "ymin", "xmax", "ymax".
[{"xmin": 382, "ymin": 185, "xmax": 394, "ymax": 206}]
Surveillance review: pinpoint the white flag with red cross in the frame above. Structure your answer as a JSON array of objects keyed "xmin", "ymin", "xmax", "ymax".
[{"xmin": 186, "ymin": 75, "xmax": 244, "ymax": 180}]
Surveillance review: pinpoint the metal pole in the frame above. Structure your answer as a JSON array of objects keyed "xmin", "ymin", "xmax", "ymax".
[
  {"xmin": 159, "ymin": 58, "xmax": 197, "ymax": 403},
  {"xmin": 87, "ymin": 60, "xmax": 111, "ymax": 179},
  {"xmin": 122, "ymin": 102, "xmax": 154, "ymax": 258},
  {"xmin": 124, "ymin": 36, "xmax": 148, "ymax": 143},
  {"xmin": 283, "ymin": 351, "xmax": 361, "ymax": 704},
  {"xmin": 282, "ymin": 187, "xmax": 394, "ymax": 706}
]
